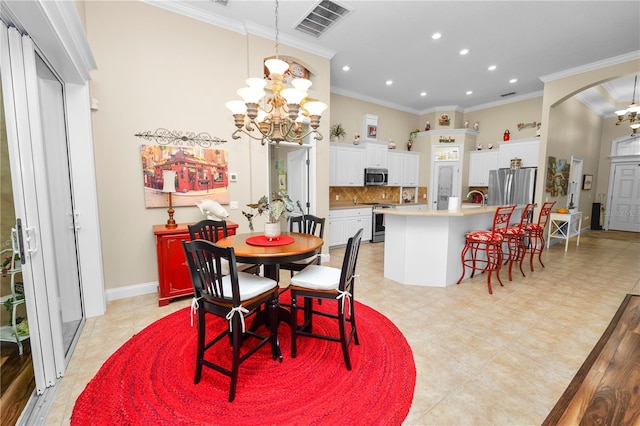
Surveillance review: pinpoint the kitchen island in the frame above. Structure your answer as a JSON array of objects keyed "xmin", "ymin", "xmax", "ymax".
[{"xmin": 382, "ymin": 205, "xmax": 521, "ymax": 287}]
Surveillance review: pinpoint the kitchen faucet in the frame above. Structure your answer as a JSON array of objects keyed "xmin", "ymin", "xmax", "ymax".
[{"xmin": 466, "ymin": 190, "xmax": 486, "ymax": 208}]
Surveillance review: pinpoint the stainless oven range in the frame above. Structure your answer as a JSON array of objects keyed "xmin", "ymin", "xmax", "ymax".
[{"xmin": 371, "ymin": 204, "xmax": 395, "ymax": 242}]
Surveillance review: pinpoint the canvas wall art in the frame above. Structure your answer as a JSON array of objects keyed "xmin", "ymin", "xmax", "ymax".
[
  {"xmin": 545, "ymin": 156, "xmax": 570, "ymax": 196},
  {"xmin": 140, "ymin": 145, "xmax": 230, "ymax": 208}
]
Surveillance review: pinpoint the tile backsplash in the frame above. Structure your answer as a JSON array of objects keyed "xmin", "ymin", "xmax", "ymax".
[{"xmin": 329, "ymin": 186, "xmax": 428, "ymax": 204}]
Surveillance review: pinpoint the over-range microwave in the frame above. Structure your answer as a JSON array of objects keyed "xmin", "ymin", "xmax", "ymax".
[{"xmin": 364, "ymin": 167, "xmax": 388, "ymax": 186}]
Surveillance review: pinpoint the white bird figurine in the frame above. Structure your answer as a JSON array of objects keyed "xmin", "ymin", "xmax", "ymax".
[{"xmin": 196, "ymin": 199, "xmax": 229, "ymax": 221}]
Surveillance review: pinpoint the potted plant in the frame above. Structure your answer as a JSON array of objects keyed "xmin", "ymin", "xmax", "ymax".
[
  {"xmin": 244, "ymin": 191, "xmax": 295, "ymax": 237},
  {"xmin": 408, "ymin": 129, "xmax": 420, "ymax": 151},
  {"xmin": 330, "ymin": 123, "xmax": 347, "ymax": 141}
]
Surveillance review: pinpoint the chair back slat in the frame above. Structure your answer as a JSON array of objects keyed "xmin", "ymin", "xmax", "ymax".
[
  {"xmin": 188, "ymin": 219, "xmax": 229, "ymax": 242},
  {"xmin": 340, "ymin": 228, "xmax": 363, "ymax": 295},
  {"xmin": 183, "ymin": 239, "xmax": 240, "ymax": 304},
  {"xmin": 538, "ymin": 201, "xmax": 556, "ymax": 228},
  {"xmin": 518, "ymin": 203, "xmax": 536, "ymax": 228},
  {"xmin": 289, "ymin": 214, "xmax": 326, "ymax": 238},
  {"xmin": 491, "ymin": 205, "xmax": 517, "ymax": 235}
]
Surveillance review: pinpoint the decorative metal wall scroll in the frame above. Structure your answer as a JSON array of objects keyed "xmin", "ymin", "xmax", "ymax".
[{"xmin": 134, "ymin": 128, "xmax": 227, "ymax": 147}]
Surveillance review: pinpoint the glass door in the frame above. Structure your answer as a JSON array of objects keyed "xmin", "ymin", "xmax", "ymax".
[{"xmin": 1, "ymin": 23, "xmax": 84, "ymax": 398}]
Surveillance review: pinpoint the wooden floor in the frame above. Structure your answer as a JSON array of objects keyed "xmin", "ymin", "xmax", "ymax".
[
  {"xmin": 0, "ymin": 340, "xmax": 34, "ymax": 426},
  {"xmin": 543, "ymin": 294, "xmax": 640, "ymax": 425}
]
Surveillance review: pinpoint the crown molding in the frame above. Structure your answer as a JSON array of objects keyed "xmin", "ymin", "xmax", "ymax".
[
  {"xmin": 462, "ymin": 91, "xmax": 543, "ymax": 113},
  {"xmin": 330, "ymin": 86, "xmax": 420, "ymax": 114},
  {"xmin": 540, "ymin": 51, "xmax": 640, "ymax": 83},
  {"xmin": 143, "ymin": 1, "xmax": 335, "ymax": 60}
]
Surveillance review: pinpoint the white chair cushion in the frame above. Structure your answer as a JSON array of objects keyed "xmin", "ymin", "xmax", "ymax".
[
  {"xmin": 220, "ymin": 258, "xmax": 231, "ymax": 276},
  {"xmin": 290, "ymin": 265, "xmax": 340, "ymax": 291},
  {"xmin": 221, "ymin": 272, "xmax": 277, "ymax": 301}
]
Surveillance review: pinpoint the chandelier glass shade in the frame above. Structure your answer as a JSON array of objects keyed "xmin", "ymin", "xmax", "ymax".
[
  {"xmin": 615, "ymin": 75, "xmax": 640, "ymax": 134},
  {"xmin": 226, "ymin": 0, "xmax": 326, "ymax": 145},
  {"xmin": 226, "ymin": 59, "xmax": 327, "ymax": 145}
]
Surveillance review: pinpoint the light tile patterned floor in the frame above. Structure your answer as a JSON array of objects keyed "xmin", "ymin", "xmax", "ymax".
[{"xmin": 46, "ymin": 231, "xmax": 640, "ymax": 425}]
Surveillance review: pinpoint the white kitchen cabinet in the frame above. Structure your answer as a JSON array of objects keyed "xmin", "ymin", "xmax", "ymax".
[
  {"xmin": 468, "ymin": 150, "xmax": 498, "ymax": 186},
  {"xmin": 387, "ymin": 151, "xmax": 420, "ymax": 187},
  {"xmin": 329, "ymin": 143, "xmax": 338, "ymax": 186},
  {"xmin": 329, "ymin": 208, "xmax": 372, "ymax": 247},
  {"xmin": 497, "ymin": 138, "xmax": 539, "ymax": 169},
  {"xmin": 362, "ymin": 141, "xmax": 388, "ymax": 168},
  {"xmin": 402, "ymin": 152, "xmax": 420, "ymax": 186},
  {"xmin": 330, "ymin": 143, "xmax": 365, "ymax": 186},
  {"xmin": 387, "ymin": 151, "xmax": 404, "ymax": 186}
]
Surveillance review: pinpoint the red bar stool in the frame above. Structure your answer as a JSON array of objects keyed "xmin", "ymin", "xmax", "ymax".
[
  {"xmin": 523, "ymin": 201, "xmax": 556, "ymax": 271},
  {"xmin": 457, "ymin": 205, "xmax": 517, "ymax": 294},
  {"xmin": 498, "ymin": 203, "xmax": 536, "ymax": 281}
]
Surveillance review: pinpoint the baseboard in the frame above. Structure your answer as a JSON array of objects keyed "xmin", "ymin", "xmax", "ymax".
[{"xmin": 106, "ymin": 281, "xmax": 158, "ymax": 301}]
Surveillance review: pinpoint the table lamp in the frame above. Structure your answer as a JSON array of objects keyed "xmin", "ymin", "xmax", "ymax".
[{"xmin": 162, "ymin": 169, "xmax": 178, "ymax": 228}]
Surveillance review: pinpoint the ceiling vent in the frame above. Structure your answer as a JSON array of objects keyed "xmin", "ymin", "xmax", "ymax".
[
  {"xmin": 500, "ymin": 92, "xmax": 516, "ymax": 97},
  {"xmin": 211, "ymin": 0, "xmax": 229, "ymax": 6},
  {"xmin": 295, "ymin": 1, "xmax": 349, "ymax": 38}
]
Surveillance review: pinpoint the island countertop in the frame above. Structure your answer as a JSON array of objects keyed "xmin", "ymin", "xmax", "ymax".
[{"xmin": 382, "ymin": 205, "xmax": 498, "ymax": 217}]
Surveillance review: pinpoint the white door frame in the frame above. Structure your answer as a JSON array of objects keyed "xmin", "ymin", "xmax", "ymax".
[
  {"xmin": 430, "ymin": 143, "xmax": 463, "ymax": 210},
  {"xmin": 605, "ymin": 135, "xmax": 640, "ymax": 230}
]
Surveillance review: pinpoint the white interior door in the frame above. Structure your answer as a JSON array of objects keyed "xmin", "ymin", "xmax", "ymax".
[
  {"xmin": 607, "ymin": 163, "xmax": 640, "ymax": 232},
  {"xmin": 433, "ymin": 162, "xmax": 459, "ymax": 210},
  {"xmin": 287, "ymin": 148, "xmax": 309, "ymax": 213}
]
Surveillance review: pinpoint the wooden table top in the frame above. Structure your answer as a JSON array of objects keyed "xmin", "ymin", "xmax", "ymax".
[{"xmin": 216, "ymin": 232, "xmax": 323, "ymax": 264}]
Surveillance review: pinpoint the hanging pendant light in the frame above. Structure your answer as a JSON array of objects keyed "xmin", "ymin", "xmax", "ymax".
[
  {"xmin": 226, "ymin": 0, "xmax": 327, "ymax": 145},
  {"xmin": 615, "ymin": 74, "xmax": 640, "ymax": 134}
]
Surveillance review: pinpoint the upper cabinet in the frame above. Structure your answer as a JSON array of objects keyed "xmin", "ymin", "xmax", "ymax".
[
  {"xmin": 387, "ymin": 151, "xmax": 403, "ymax": 186},
  {"xmin": 468, "ymin": 150, "xmax": 498, "ymax": 186},
  {"xmin": 388, "ymin": 150, "xmax": 419, "ymax": 187},
  {"xmin": 329, "ymin": 143, "xmax": 365, "ymax": 186},
  {"xmin": 402, "ymin": 152, "xmax": 420, "ymax": 186},
  {"xmin": 362, "ymin": 141, "xmax": 388, "ymax": 168},
  {"xmin": 497, "ymin": 138, "xmax": 540, "ymax": 169}
]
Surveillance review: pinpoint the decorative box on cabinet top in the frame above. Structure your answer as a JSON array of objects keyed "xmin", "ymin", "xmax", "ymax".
[{"xmin": 153, "ymin": 221, "xmax": 238, "ymax": 306}]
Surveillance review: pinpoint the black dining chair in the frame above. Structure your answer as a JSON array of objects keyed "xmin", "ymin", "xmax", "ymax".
[
  {"xmin": 279, "ymin": 214, "xmax": 325, "ymax": 277},
  {"xmin": 188, "ymin": 219, "xmax": 261, "ymax": 275},
  {"xmin": 288, "ymin": 228, "xmax": 363, "ymax": 370},
  {"xmin": 182, "ymin": 239, "xmax": 280, "ymax": 402}
]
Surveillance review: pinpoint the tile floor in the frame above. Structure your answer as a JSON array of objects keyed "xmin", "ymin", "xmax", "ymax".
[{"xmin": 46, "ymin": 231, "xmax": 640, "ymax": 425}]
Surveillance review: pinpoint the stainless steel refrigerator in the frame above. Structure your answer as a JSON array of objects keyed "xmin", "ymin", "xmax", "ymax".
[{"xmin": 487, "ymin": 167, "xmax": 537, "ymax": 206}]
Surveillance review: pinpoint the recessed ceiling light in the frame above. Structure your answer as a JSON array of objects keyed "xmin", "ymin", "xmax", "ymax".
[
  {"xmin": 386, "ymin": 80, "xmax": 393, "ymax": 86},
  {"xmin": 420, "ymin": 92, "xmax": 427, "ymax": 97},
  {"xmin": 509, "ymin": 78, "xmax": 518, "ymax": 83},
  {"xmin": 459, "ymin": 49, "xmax": 469, "ymax": 55},
  {"xmin": 342, "ymin": 65, "xmax": 350, "ymax": 71},
  {"xmin": 466, "ymin": 90, "xmax": 473, "ymax": 95},
  {"xmin": 488, "ymin": 65, "xmax": 497, "ymax": 71},
  {"xmin": 432, "ymin": 32, "xmax": 441, "ymax": 40}
]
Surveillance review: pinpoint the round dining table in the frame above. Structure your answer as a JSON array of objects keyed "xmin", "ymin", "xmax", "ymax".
[
  {"xmin": 215, "ymin": 231, "xmax": 324, "ymax": 283},
  {"xmin": 216, "ymin": 231, "xmax": 324, "ymax": 334}
]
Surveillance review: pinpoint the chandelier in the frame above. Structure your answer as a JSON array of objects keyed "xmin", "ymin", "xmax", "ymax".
[
  {"xmin": 225, "ymin": 0, "xmax": 327, "ymax": 145},
  {"xmin": 615, "ymin": 74, "xmax": 640, "ymax": 134}
]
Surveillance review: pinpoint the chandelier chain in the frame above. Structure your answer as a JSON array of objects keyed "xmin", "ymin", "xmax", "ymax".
[
  {"xmin": 633, "ymin": 75, "xmax": 637, "ymax": 104},
  {"xmin": 274, "ymin": 0, "xmax": 280, "ymax": 59}
]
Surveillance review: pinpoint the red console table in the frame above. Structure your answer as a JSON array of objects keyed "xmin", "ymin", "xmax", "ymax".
[{"xmin": 153, "ymin": 221, "xmax": 238, "ymax": 306}]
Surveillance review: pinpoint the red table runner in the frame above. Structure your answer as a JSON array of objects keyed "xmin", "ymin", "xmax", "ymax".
[{"xmin": 245, "ymin": 235, "xmax": 295, "ymax": 246}]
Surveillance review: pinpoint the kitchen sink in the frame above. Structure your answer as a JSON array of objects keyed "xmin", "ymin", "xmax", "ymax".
[{"xmin": 461, "ymin": 204, "xmax": 482, "ymax": 209}]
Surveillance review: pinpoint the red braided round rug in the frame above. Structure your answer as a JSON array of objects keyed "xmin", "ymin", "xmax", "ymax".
[{"xmin": 71, "ymin": 295, "xmax": 415, "ymax": 425}]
